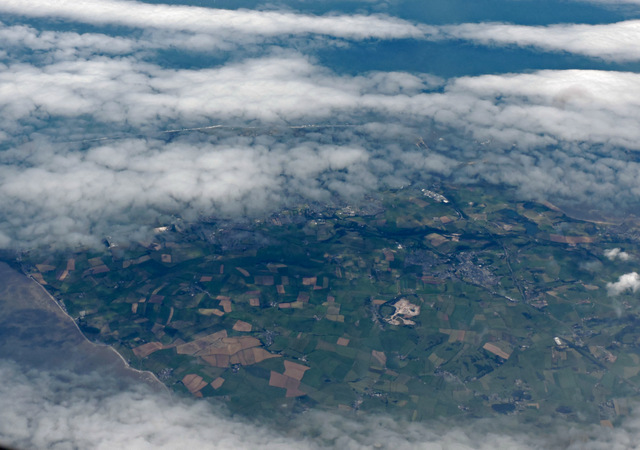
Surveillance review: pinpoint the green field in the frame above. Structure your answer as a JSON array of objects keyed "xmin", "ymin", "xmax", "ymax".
[{"xmin": 16, "ymin": 183, "xmax": 640, "ymax": 425}]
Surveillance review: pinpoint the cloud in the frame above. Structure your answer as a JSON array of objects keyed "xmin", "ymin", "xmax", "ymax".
[
  {"xmin": 0, "ymin": 1, "xmax": 639, "ymax": 248},
  {"xmin": 440, "ymin": 20, "xmax": 640, "ymax": 62},
  {"xmin": 0, "ymin": 0, "xmax": 429, "ymax": 40},
  {"xmin": 4, "ymin": 0, "xmax": 640, "ymax": 66},
  {"xmin": 1, "ymin": 35, "xmax": 639, "ymax": 148},
  {"xmin": 1, "ymin": 358, "xmax": 639, "ymax": 450},
  {"xmin": 440, "ymin": 69, "xmax": 640, "ymax": 149},
  {"xmin": 1, "ymin": 45, "xmax": 640, "ymax": 247},
  {"xmin": 0, "ymin": 21, "xmax": 256, "ymax": 60},
  {"xmin": 0, "ymin": 134, "xmax": 380, "ymax": 247},
  {"xmin": 0, "ymin": 22, "xmax": 138, "ymax": 58},
  {"xmin": 6, "ymin": 49, "xmax": 640, "ymax": 149},
  {"xmin": 605, "ymin": 248, "xmax": 632, "ymax": 261},
  {"xmin": 0, "ymin": 52, "xmax": 443, "ymax": 135},
  {"xmin": 0, "ymin": 360, "xmax": 310, "ymax": 450},
  {"xmin": 607, "ymin": 272, "xmax": 640, "ymax": 295}
]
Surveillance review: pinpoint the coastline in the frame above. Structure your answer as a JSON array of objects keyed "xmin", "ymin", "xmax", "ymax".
[{"xmin": 27, "ymin": 273, "xmax": 168, "ymax": 392}]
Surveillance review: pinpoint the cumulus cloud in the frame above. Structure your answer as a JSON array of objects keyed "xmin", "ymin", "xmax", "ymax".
[
  {"xmin": 5, "ymin": 0, "xmax": 640, "ymax": 63},
  {"xmin": 1, "ymin": 44, "xmax": 640, "ymax": 246},
  {"xmin": 0, "ymin": 0, "xmax": 429, "ymax": 40},
  {"xmin": 455, "ymin": 69, "xmax": 640, "ymax": 138},
  {"xmin": 2, "ymin": 358, "xmax": 640, "ymax": 450},
  {"xmin": 0, "ymin": 22, "xmax": 138, "ymax": 58},
  {"xmin": 605, "ymin": 248, "xmax": 632, "ymax": 261},
  {"xmin": 0, "ymin": 53, "xmax": 442, "ymax": 134},
  {"xmin": 0, "ymin": 135, "xmax": 380, "ymax": 247},
  {"xmin": 0, "ymin": 0, "xmax": 639, "ymax": 248},
  {"xmin": 0, "ymin": 360, "xmax": 309, "ymax": 450},
  {"xmin": 440, "ymin": 20, "xmax": 640, "ymax": 62},
  {"xmin": 3, "ymin": 47, "xmax": 639, "ymax": 148},
  {"xmin": 0, "ymin": 33, "xmax": 638, "ymax": 145},
  {"xmin": 0, "ymin": 22, "xmax": 250, "ymax": 61},
  {"xmin": 607, "ymin": 272, "xmax": 640, "ymax": 295},
  {"xmin": 4, "ymin": 0, "xmax": 640, "ymax": 64}
]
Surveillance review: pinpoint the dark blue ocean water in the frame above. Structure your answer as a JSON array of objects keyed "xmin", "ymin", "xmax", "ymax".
[
  {"xmin": 4, "ymin": 0, "xmax": 640, "ymax": 77},
  {"xmin": 138, "ymin": 0, "xmax": 633, "ymax": 25}
]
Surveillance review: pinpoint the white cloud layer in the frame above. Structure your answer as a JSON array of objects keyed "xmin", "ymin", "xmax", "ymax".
[
  {"xmin": 0, "ymin": 136, "xmax": 378, "ymax": 247},
  {"xmin": 441, "ymin": 69, "xmax": 640, "ymax": 150},
  {"xmin": 0, "ymin": 53, "xmax": 442, "ymax": 131},
  {"xmin": 0, "ymin": 0, "xmax": 429, "ymax": 40},
  {"xmin": 2, "ymin": 0, "xmax": 640, "ymax": 63},
  {"xmin": 605, "ymin": 248, "xmax": 632, "ymax": 261},
  {"xmin": 0, "ymin": 1, "xmax": 639, "ymax": 248},
  {"xmin": 0, "ymin": 42, "xmax": 640, "ymax": 247},
  {"xmin": 3, "ymin": 28, "xmax": 639, "ymax": 148},
  {"xmin": 441, "ymin": 20, "xmax": 640, "ymax": 62},
  {"xmin": 0, "ymin": 359, "xmax": 638, "ymax": 450},
  {"xmin": 0, "ymin": 361, "xmax": 310, "ymax": 450},
  {"xmin": 607, "ymin": 272, "xmax": 640, "ymax": 295}
]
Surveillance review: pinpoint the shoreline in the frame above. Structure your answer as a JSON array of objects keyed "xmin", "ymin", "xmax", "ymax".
[{"xmin": 27, "ymin": 273, "xmax": 168, "ymax": 392}]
